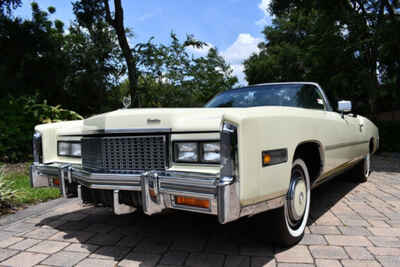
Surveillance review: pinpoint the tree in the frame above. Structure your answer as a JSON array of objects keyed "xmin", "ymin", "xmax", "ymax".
[
  {"xmin": 118, "ymin": 33, "xmax": 238, "ymax": 107},
  {"xmin": 0, "ymin": 2, "xmax": 69, "ymax": 103},
  {"xmin": 0, "ymin": 0, "xmax": 21, "ymax": 15},
  {"xmin": 72, "ymin": 0, "xmax": 139, "ymax": 106},
  {"xmin": 68, "ymin": 0, "xmax": 125, "ymax": 115},
  {"xmin": 245, "ymin": 0, "xmax": 400, "ymax": 115},
  {"xmin": 103, "ymin": 0, "xmax": 138, "ymax": 106},
  {"xmin": 0, "ymin": 1, "xmax": 125, "ymax": 116}
]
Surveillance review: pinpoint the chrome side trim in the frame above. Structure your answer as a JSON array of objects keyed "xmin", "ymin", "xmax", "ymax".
[
  {"xmin": 313, "ymin": 156, "xmax": 364, "ymax": 188},
  {"xmin": 325, "ymin": 140, "xmax": 369, "ymax": 151},
  {"xmin": 240, "ymin": 195, "xmax": 285, "ymax": 217}
]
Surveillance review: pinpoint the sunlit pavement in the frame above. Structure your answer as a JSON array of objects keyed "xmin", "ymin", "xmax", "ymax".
[{"xmin": 0, "ymin": 155, "xmax": 399, "ymax": 267}]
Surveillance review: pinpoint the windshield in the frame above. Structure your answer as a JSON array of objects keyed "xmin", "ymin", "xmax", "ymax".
[{"xmin": 205, "ymin": 84, "xmax": 326, "ymax": 110}]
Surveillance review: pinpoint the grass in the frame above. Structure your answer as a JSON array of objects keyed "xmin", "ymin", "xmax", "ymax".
[{"xmin": 0, "ymin": 163, "xmax": 60, "ymax": 213}]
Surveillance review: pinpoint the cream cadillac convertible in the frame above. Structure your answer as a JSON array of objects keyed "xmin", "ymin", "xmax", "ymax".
[{"xmin": 30, "ymin": 82, "xmax": 378, "ymax": 246}]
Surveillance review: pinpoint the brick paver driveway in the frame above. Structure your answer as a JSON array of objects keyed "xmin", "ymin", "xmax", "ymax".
[{"xmin": 0, "ymin": 155, "xmax": 399, "ymax": 267}]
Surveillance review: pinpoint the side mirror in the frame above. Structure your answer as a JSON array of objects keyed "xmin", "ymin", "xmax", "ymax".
[{"xmin": 338, "ymin": 100, "xmax": 352, "ymax": 113}]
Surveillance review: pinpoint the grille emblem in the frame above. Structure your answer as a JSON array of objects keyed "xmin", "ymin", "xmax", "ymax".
[{"xmin": 147, "ymin": 118, "xmax": 161, "ymax": 124}]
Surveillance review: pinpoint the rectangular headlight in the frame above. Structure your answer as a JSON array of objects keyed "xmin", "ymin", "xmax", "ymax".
[
  {"xmin": 201, "ymin": 142, "xmax": 220, "ymax": 163},
  {"xmin": 175, "ymin": 142, "xmax": 198, "ymax": 162},
  {"xmin": 70, "ymin": 142, "xmax": 81, "ymax": 157},
  {"xmin": 58, "ymin": 142, "xmax": 70, "ymax": 156},
  {"xmin": 57, "ymin": 141, "xmax": 81, "ymax": 158},
  {"xmin": 174, "ymin": 141, "xmax": 221, "ymax": 163}
]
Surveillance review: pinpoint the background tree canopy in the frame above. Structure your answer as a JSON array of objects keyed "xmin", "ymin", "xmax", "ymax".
[
  {"xmin": 0, "ymin": 1, "xmax": 237, "ymax": 117},
  {"xmin": 244, "ymin": 0, "xmax": 400, "ymax": 116}
]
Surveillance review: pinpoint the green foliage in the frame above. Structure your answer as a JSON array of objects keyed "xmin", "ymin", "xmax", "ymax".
[
  {"xmin": 245, "ymin": 0, "xmax": 400, "ymax": 116},
  {"xmin": 0, "ymin": 2, "xmax": 125, "ymax": 117},
  {"xmin": 27, "ymin": 100, "xmax": 83, "ymax": 124},
  {"xmin": 0, "ymin": 165, "xmax": 60, "ymax": 211},
  {"xmin": 0, "ymin": 96, "xmax": 82, "ymax": 162},
  {"xmin": 130, "ymin": 33, "xmax": 238, "ymax": 107},
  {"xmin": 0, "ymin": 0, "xmax": 21, "ymax": 15},
  {"xmin": 1, "ymin": 1, "xmax": 238, "ymax": 117},
  {"xmin": 0, "ymin": 168, "xmax": 19, "ymax": 207},
  {"xmin": 0, "ymin": 2, "xmax": 69, "ymax": 106},
  {"xmin": 66, "ymin": 0, "xmax": 125, "ymax": 115}
]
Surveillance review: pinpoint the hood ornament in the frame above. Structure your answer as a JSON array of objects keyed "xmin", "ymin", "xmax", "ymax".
[{"xmin": 122, "ymin": 96, "xmax": 131, "ymax": 109}]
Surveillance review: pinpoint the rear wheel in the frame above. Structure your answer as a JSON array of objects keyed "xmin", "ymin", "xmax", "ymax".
[
  {"xmin": 271, "ymin": 158, "xmax": 311, "ymax": 247},
  {"xmin": 350, "ymin": 153, "xmax": 370, "ymax": 183}
]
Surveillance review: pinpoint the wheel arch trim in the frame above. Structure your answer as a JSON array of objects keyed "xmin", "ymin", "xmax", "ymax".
[{"xmin": 293, "ymin": 139, "xmax": 325, "ymax": 177}]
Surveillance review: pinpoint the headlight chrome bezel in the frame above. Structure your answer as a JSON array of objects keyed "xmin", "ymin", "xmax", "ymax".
[
  {"xmin": 173, "ymin": 140, "xmax": 220, "ymax": 164},
  {"xmin": 57, "ymin": 141, "xmax": 82, "ymax": 158}
]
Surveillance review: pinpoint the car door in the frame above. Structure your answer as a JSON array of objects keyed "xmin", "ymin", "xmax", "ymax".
[
  {"xmin": 298, "ymin": 85, "xmax": 363, "ymax": 175},
  {"xmin": 328, "ymin": 111, "xmax": 363, "ymax": 150},
  {"xmin": 342, "ymin": 113, "xmax": 365, "ymax": 159},
  {"xmin": 321, "ymin": 102, "xmax": 364, "ymax": 173}
]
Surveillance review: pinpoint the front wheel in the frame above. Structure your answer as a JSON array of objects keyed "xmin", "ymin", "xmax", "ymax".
[{"xmin": 271, "ymin": 158, "xmax": 311, "ymax": 247}]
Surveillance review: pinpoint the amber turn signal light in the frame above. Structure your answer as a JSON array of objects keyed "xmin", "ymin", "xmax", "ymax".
[
  {"xmin": 52, "ymin": 178, "xmax": 60, "ymax": 186},
  {"xmin": 175, "ymin": 196, "xmax": 210, "ymax": 209},
  {"xmin": 261, "ymin": 148, "xmax": 288, "ymax": 167},
  {"xmin": 263, "ymin": 153, "xmax": 271, "ymax": 165},
  {"xmin": 149, "ymin": 189, "xmax": 156, "ymax": 200}
]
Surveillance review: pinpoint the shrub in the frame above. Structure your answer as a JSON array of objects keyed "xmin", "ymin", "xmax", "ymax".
[
  {"xmin": 0, "ymin": 168, "xmax": 18, "ymax": 209},
  {"xmin": 0, "ymin": 165, "xmax": 60, "ymax": 213},
  {"xmin": 0, "ymin": 95, "xmax": 83, "ymax": 162}
]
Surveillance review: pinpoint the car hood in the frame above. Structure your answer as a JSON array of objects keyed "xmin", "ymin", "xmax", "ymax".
[
  {"xmin": 38, "ymin": 106, "xmax": 308, "ymax": 136},
  {"xmin": 82, "ymin": 108, "xmax": 234, "ymax": 133}
]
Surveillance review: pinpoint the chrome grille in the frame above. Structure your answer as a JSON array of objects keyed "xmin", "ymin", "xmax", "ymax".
[{"xmin": 81, "ymin": 136, "xmax": 167, "ymax": 172}]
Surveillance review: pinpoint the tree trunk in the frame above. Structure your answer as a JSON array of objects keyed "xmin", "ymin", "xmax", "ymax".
[{"xmin": 104, "ymin": 0, "xmax": 139, "ymax": 107}]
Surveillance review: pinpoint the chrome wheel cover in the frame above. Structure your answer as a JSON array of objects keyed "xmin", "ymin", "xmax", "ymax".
[
  {"xmin": 287, "ymin": 168, "xmax": 307, "ymax": 227},
  {"xmin": 284, "ymin": 159, "xmax": 311, "ymax": 237}
]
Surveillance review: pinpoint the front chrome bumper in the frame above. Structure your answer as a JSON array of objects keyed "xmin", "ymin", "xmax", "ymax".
[{"xmin": 30, "ymin": 162, "xmax": 284, "ymax": 224}]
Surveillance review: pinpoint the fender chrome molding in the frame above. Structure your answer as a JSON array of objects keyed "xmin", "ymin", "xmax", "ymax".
[{"xmin": 218, "ymin": 121, "xmax": 241, "ymax": 224}]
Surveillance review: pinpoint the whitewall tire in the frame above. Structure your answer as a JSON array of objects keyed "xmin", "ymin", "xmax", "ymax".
[{"xmin": 271, "ymin": 158, "xmax": 311, "ymax": 247}]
